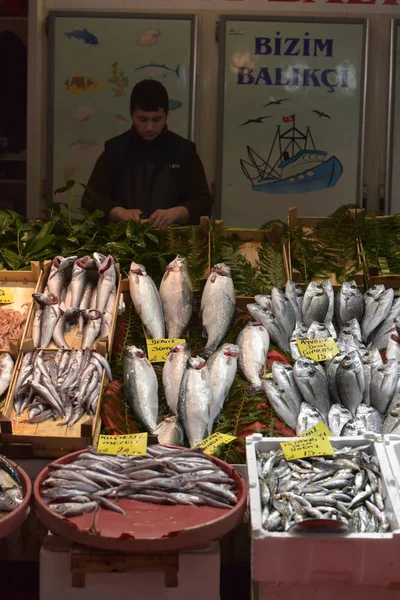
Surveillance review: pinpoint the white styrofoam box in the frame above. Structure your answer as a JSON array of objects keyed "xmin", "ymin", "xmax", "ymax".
[
  {"xmin": 246, "ymin": 433, "xmax": 400, "ymax": 588},
  {"xmin": 253, "ymin": 581, "xmax": 400, "ymax": 600},
  {"xmin": 383, "ymin": 434, "xmax": 400, "ymax": 491},
  {"xmin": 40, "ymin": 540, "xmax": 220, "ymax": 600}
]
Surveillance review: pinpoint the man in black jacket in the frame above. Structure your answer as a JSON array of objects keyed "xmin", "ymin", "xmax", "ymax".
[{"xmin": 82, "ymin": 80, "xmax": 212, "ymax": 228}]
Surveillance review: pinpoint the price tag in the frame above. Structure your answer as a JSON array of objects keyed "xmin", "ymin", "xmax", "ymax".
[
  {"xmin": 146, "ymin": 338, "xmax": 186, "ymax": 363},
  {"xmin": 281, "ymin": 435, "xmax": 334, "ymax": 461},
  {"xmin": 0, "ymin": 288, "xmax": 13, "ymax": 304},
  {"xmin": 296, "ymin": 337, "xmax": 339, "ymax": 362},
  {"xmin": 97, "ymin": 433, "xmax": 148, "ymax": 456},
  {"xmin": 192, "ymin": 433, "xmax": 236, "ymax": 455},
  {"xmin": 299, "ymin": 421, "xmax": 333, "ymax": 439}
]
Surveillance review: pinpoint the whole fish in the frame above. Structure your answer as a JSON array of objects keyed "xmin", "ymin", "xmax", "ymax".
[
  {"xmin": 370, "ymin": 359, "xmax": 398, "ymax": 414},
  {"xmin": 336, "ymin": 333, "xmax": 367, "ymax": 356},
  {"xmin": 271, "ymin": 361, "xmax": 302, "ymax": 415},
  {"xmin": 207, "ymin": 343, "xmax": 238, "ymax": 428},
  {"xmin": 271, "ymin": 287, "xmax": 295, "ymax": 340},
  {"xmin": 321, "ymin": 280, "xmax": 334, "ymax": 323},
  {"xmin": 328, "ymin": 404, "xmax": 353, "ymax": 436},
  {"xmin": 335, "ymin": 281, "xmax": 364, "ymax": 330},
  {"xmin": 368, "ymin": 298, "xmax": 400, "ymax": 349},
  {"xmin": 32, "ymin": 293, "xmax": 60, "ymax": 348},
  {"xmin": 247, "ymin": 304, "xmax": 289, "ymax": 353},
  {"xmin": 128, "ymin": 262, "xmax": 165, "ymax": 339},
  {"xmin": 96, "ymin": 256, "xmax": 117, "ymax": 314},
  {"xmin": 254, "ymin": 294, "xmax": 272, "ymax": 311},
  {"xmin": 307, "ymin": 321, "xmax": 334, "ymax": 340},
  {"xmin": 386, "ymin": 318, "xmax": 400, "ymax": 361},
  {"xmin": 289, "ymin": 321, "xmax": 308, "ymax": 360},
  {"xmin": 159, "ymin": 256, "xmax": 194, "ymax": 338},
  {"xmin": 201, "ymin": 264, "xmax": 236, "ymax": 356},
  {"xmin": 123, "ymin": 346, "xmax": 158, "ymax": 433},
  {"xmin": 342, "ymin": 418, "xmax": 366, "ymax": 437},
  {"xmin": 70, "ymin": 256, "xmax": 91, "ymax": 308},
  {"xmin": 355, "ymin": 405, "xmax": 383, "ymax": 434},
  {"xmin": 361, "ymin": 349, "xmax": 383, "ymax": 406},
  {"xmin": 340, "ymin": 318, "xmax": 362, "ymax": 343},
  {"xmin": 32, "ymin": 306, "xmax": 42, "ymax": 348},
  {"xmin": 263, "ymin": 380, "xmax": 298, "ymax": 430},
  {"xmin": 361, "ymin": 286, "xmax": 394, "ymax": 343},
  {"xmin": 46, "ymin": 255, "xmax": 77, "ymax": 300},
  {"xmin": 100, "ymin": 286, "xmax": 116, "ymax": 340},
  {"xmin": 0, "ymin": 353, "xmax": 13, "ymax": 397},
  {"xmin": 326, "ymin": 352, "xmax": 346, "ymax": 403},
  {"xmin": 52, "ymin": 307, "xmax": 80, "ymax": 348},
  {"xmin": 293, "ymin": 357, "xmax": 330, "ymax": 417},
  {"xmin": 296, "ymin": 402, "xmax": 326, "ymax": 435},
  {"xmin": 178, "ymin": 356, "xmax": 212, "ymax": 446},
  {"xmin": 382, "ymin": 393, "xmax": 400, "ymax": 434},
  {"xmin": 285, "ymin": 281, "xmax": 304, "ymax": 323},
  {"xmin": 162, "ymin": 343, "xmax": 191, "ymax": 415},
  {"xmin": 336, "ymin": 350, "xmax": 365, "ymax": 415},
  {"xmin": 154, "ymin": 416, "xmax": 185, "ymax": 446},
  {"xmin": 302, "ymin": 281, "xmax": 329, "ymax": 327},
  {"xmin": 82, "ymin": 309, "xmax": 102, "ymax": 349},
  {"xmin": 78, "ymin": 281, "xmax": 94, "ymax": 333},
  {"xmin": 237, "ymin": 322, "xmax": 270, "ymax": 391}
]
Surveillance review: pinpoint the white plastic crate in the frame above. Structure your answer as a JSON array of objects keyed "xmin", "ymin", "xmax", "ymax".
[{"xmin": 246, "ymin": 433, "xmax": 400, "ymax": 590}]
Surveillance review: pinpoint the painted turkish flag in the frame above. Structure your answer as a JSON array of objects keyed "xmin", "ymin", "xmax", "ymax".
[{"xmin": 282, "ymin": 114, "xmax": 295, "ymax": 123}]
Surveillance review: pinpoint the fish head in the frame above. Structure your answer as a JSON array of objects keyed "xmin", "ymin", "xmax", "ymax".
[
  {"xmin": 76, "ymin": 256, "xmax": 92, "ymax": 270},
  {"xmin": 52, "ymin": 256, "xmax": 64, "ymax": 269},
  {"xmin": 254, "ymin": 294, "xmax": 272, "ymax": 310},
  {"xmin": 59, "ymin": 256, "xmax": 79, "ymax": 271},
  {"xmin": 298, "ymin": 401, "xmax": 324, "ymax": 420},
  {"xmin": 365, "ymin": 285, "xmax": 386, "ymax": 300},
  {"xmin": 188, "ymin": 356, "xmax": 207, "ymax": 370},
  {"xmin": 123, "ymin": 345, "xmax": 146, "ymax": 360},
  {"xmin": 93, "ymin": 252, "xmax": 107, "ymax": 269},
  {"xmin": 211, "ymin": 263, "xmax": 231, "ymax": 278},
  {"xmin": 341, "ymin": 350, "xmax": 362, "ymax": 370},
  {"xmin": 330, "ymin": 403, "xmax": 351, "ymax": 417},
  {"xmin": 166, "ymin": 255, "xmax": 187, "ymax": 273},
  {"xmin": 247, "ymin": 303, "xmax": 263, "ymax": 320},
  {"xmin": 294, "ymin": 356, "xmax": 316, "ymax": 377},
  {"xmin": 362, "ymin": 349, "xmax": 383, "ymax": 366},
  {"xmin": 85, "ymin": 309, "xmax": 102, "ymax": 321},
  {"xmin": 272, "ymin": 361, "xmax": 292, "ymax": 377},
  {"xmin": 167, "ymin": 343, "xmax": 191, "ymax": 360},
  {"xmin": 0, "ymin": 492, "xmax": 20, "ymax": 512},
  {"xmin": 222, "ymin": 343, "xmax": 239, "ymax": 359},
  {"xmin": 130, "ymin": 262, "xmax": 146, "ymax": 276},
  {"xmin": 98, "ymin": 255, "xmax": 115, "ymax": 274}
]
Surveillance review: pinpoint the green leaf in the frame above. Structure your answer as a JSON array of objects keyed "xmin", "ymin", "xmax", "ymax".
[
  {"xmin": 1, "ymin": 248, "xmax": 22, "ymax": 270},
  {"xmin": 157, "ymin": 256, "xmax": 167, "ymax": 271},
  {"xmin": 145, "ymin": 232, "xmax": 159, "ymax": 244}
]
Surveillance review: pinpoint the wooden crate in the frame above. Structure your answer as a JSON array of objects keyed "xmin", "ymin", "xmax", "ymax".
[
  {"xmin": 0, "ymin": 348, "xmax": 105, "ymax": 458},
  {"xmin": 287, "ymin": 206, "xmax": 365, "ymax": 292},
  {"xmin": 211, "ymin": 220, "xmax": 290, "ymax": 310},
  {"xmin": 0, "ymin": 262, "xmax": 43, "ymax": 353},
  {"xmin": 22, "ymin": 260, "xmax": 121, "ymax": 354}
]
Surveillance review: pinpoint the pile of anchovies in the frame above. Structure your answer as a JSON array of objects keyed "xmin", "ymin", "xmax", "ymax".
[
  {"xmin": 257, "ymin": 444, "xmax": 390, "ymax": 533},
  {"xmin": 13, "ymin": 349, "xmax": 113, "ymax": 426},
  {"xmin": 41, "ymin": 445, "xmax": 238, "ymax": 518}
]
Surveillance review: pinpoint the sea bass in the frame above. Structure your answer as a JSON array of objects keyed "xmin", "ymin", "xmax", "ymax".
[
  {"xmin": 335, "ymin": 281, "xmax": 364, "ymax": 330},
  {"xmin": 159, "ymin": 256, "xmax": 194, "ymax": 338},
  {"xmin": 361, "ymin": 286, "xmax": 394, "ymax": 343},
  {"xmin": 201, "ymin": 264, "xmax": 236, "ymax": 355},
  {"xmin": 128, "ymin": 262, "xmax": 165, "ymax": 339},
  {"xmin": 302, "ymin": 281, "xmax": 329, "ymax": 327},
  {"xmin": 123, "ymin": 346, "xmax": 159, "ymax": 433},
  {"xmin": 271, "ymin": 361, "xmax": 302, "ymax": 416},
  {"xmin": 336, "ymin": 350, "xmax": 365, "ymax": 415},
  {"xmin": 285, "ymin": 281, "xmax": 304, "ymax": 323},
  {"xmin": 271, "ymin": 287, "xmax": 295, "ymax": 341},
  {"xmin": 247, "ymin": 304, "xmax": 289, "ymax": 353},
  {"xmin": 293, "ymin": 357, "xmax": 330, "ymax": 417},
  {"xmin": 361, "ymin": 349, "xmax": 383, "ymax": 406},
  {"xmin": 263, "ymin": 380, "xmax": 298, "ymax": 431},
  {"xmin": 178, "ymin": 356, "xmax": 212, "ymax": 446},
  {"xmin": 326, "ymin": 352, "xmax": 346, "ymax": 404},
  {"xmin": 237, "ymin": 322, "xmax": 270, "ymax": 391},
  {"xmin": 162, "ymin": 343, "xmax": 191, "ymax": 415}
]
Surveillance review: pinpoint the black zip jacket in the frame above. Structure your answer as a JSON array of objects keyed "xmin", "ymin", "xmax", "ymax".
[{"xmin": 81, "ymin": 128, "xmax": 212, "ymax": 224}]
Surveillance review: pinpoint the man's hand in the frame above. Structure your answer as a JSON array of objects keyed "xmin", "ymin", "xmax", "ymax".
[
  {"xmin": 148, "ymin": 207, "xmax": 190, "ymax": 229},
  {"xmin": 108, "ymin": 207, "xmax": 143, "ymax": 222}
]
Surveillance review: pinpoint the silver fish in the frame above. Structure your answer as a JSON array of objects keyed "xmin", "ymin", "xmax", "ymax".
[
  {"xmin": 32, "ymin": 306, "xmax": 42, "ymax": 348},
  {"xmin": 247, "ymin": 304, "xmax": 289, "ymax": 353},
  {"xmin": 78, "ymin": 281, "xmax": 95, "ymax": 334},
  {"xmin": 336, "ymin": 350, "xmax": 365, "ymax": 415},
  {"xmin": 293, "ymin": 357, "xmax": 330, "ymax": 417},
  {"xmin": 123, "ymin": 346, "xmax": 158, "ymax": 433},
  {"xmin": 271, "ymin": 361, "xmax": 302, "ymax": 415},
  {"xmin": 342, "ymin": 418, "xmax": 365, "ymax": 437},
  {"xmin": 271, "ymin": 287, "xmax": 295, "ymax": 341},
  {"xmin": 296, "ymin": 402, "xmax": 326, "ymax": 435},
  {"xmin": 53, "ymin": 307, "xmax": 80, "ymax": 348},
  {"xmin": 162, "ymin": 342, "xmax": 191, "ymax": 415},
  {"xmin": 289, "ymin": 321, "xmax": 308, "ymax": 360},
  {"xmin": 326, "ymin": 352, "xmax": 346, "ymax": 403},
  {"xmin": 382, "ymin": 393, "xmax": 400, "ymax": 434},
  {"xmin": 201, "ymin": 263, "xmax": 236, "ymax": 356},
  {"xmin": 285, "ymin": 281, "xmax": 304, "ymax": 323},
  {"xmin": 355, "ymin": 405, "xmax": 383, "ymax": 434},
  {"xmin": 100, "ymin": 286, "xmax": 116, "ymax": 340},
  {"xmin": 328, "ymin": 404, "xmax": 353, "ymax": 436},
  {"xmin": 307, "ymin": 321, "xmax": 333, "ymax": 340},
  {"xmin": 70, "ymin": 256, "xmax": 90, "ymax": 308},
  {"xmin": 96, "ymin": 256, "xmax": 117, "ymax": 314},
  {"xmin": 386, "ymin": 318, "xmax": 400, "ymax": 361},
  {"xmin": 340, "ymin": 318, "xmax": 362, "ymax": 343},
  {"xmin": 159, "ymin": 256, "xmax": 194, "ymax": 338},
  {"xmin": 263, "ymin": 380, "xmax": 298, "ymax": 431},
  {"xmin": 370, "ymin": 359, "xmax": 398, "ymax": 414},
  {"xmin": 362, "ymin": 349, "xmax": 383, "ymax": 406},
  {"xmin": 336, "ymin": 333, "xmax": 367, "ymax": 356},
  {"xmin": 302, "ymin": 281, "xmax": 329, "ymax": 328},
  {"xmin": 335, "ymin": 281, "xmax": 364, "ymax": 330},
  {"xmin": 254, "ymin": 294, "xmax": 272, "ymax": 311},
  {"xmin": 0, "ymin": 353, "xmax": 14, "ymax": 397},
  {"xmin": 362, "ymin": 286, "xmax": 394, "ymax": 343},
  {"xmin": 33, "ymin": 293, "xmax": 60, "ymax": 348},
  {"xmin": 46, "ymin": 255, "xmax": 77, "ymax": 301},
  {"xmin": 237, "ymin": 322, "xmax": 270, "ymax": 391},
  {"xmin": 154, "ymin": 416, "xmax": 185, "ymax": 446},
  {"xmin": 207, "ymin": 343, "xmax": 238, "ymax": 429},
  {"xmin": 128, "ymin": 262, "xmax": 165, "ymax": 339},
  {"xmin": 178, "ymin": 356, "xmax": 212, "ymax": 446},
  {"xmin": 368, "ymin": 298, "xmax": 400, "ymax": 349},
  {"xmin": 82, "ymin": 309, "xmax": 102, "ymax": 349},
  {"xmin": 321, "ymin": 280, "xmax": 334, "ymax": 323}
]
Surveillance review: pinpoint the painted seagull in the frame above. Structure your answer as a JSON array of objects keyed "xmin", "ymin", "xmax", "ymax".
[
  {"xmin": 263, "ymin": 99, "xmax": 290, "ymax": 107},
  {"xmin": 312, "ymin": 110, "xmax": 331, "ymax": 120},
  {"xmin": 240, "ymin": 116, "xmax": 272, "ymax": 126}
]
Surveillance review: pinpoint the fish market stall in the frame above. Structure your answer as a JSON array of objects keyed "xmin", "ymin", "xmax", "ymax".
[
  {"xmin": 0, "ymin": 454, "xmax": 32, "ymax": 540},
  {"xmin": 358, "ymin": 213, "xmax": 400, "ymax": 288}
]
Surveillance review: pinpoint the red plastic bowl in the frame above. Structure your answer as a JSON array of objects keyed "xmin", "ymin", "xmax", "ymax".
[
  {"xmin": 0, "ymin": 459, "xmax": 32, "ymax": 540},
  {"xmin": 34, "ymin": 448, "xmax": 247, "ymax": 553}
]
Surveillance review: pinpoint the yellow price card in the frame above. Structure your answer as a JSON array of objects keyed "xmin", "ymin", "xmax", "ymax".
[
  {"xmin": 192, "ymin": 432, "xmax": 237, "ymax": 455},
  {"xmin": 97, "ymin": 433, "xmax": 148, "ymax": 456},
  {"xmin": 300, "ymin": 421, "xmax": 333, "ymax": 439},
  {"xmin": 146, "ymin": 338, "xmax": 186, "ymax": 363},
  {"xmin": 281, "ymin": 435, "xmax": 334, "ymax": 461},
  {"xmin": 297, "ymin": 337, "xmax": 339, "ymax": 362},
  {"xmin": 0, "ymin": 288, "xmax": 13, "ymax": 304}
]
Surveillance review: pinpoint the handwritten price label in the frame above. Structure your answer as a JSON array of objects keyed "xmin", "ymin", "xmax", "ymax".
[
  {"xmin": 146, "ymin": 338, "xmax": 186, "ymax": 363},
  {"xmin": 97, "ymin": 433, "xmax": 148, "ymax": 456},
  {"xmin": 192, "ymin": 432, "xmax": 236, "ymax": 455},
  {"xmin": 281, "ymin": 435, "xmax": 334, "ymax": 461},
  {"xmin": 300, "ymin": 421, "xmax": 333, "ymax": 439},
  {"xmin": 297, "ymin": 337, "xmax": 339, "ymax": 362},
  {"xmin": 0, "ymin": 288, "xmax": 13, "ymax": 304}
]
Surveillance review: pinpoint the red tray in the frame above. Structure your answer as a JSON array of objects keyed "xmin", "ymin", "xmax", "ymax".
[
  {"xmin": 0, "ymin": 459, "xmax": 32, "ymax": 540},
  {"xmin": 34, "ymin": 448, "xmax": 247, "ymax": 553}
]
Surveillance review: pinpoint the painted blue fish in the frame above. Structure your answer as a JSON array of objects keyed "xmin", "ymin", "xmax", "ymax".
[
  {"xmin": 135, "ymin": 63, "xmax": 180, "ymax": 79},
  {"xmin": 168, "ymin": 99, "xmax": 182, "ymax": 111},
  {"xmin": 64, "ymin": 29, "xmax": 99, "ymax": 45}
]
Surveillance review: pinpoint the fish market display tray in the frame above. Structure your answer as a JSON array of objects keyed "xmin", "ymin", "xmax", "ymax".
[
  {"xmin": 246, "ymin": 433, "xmax": 400, "ymax": 588},
  {"xmin": 0, "ymin": 459, "xmax": 32, "ymax": 540},
  {"xmin": 0, "ymin": 350, "xmax": 105, "ymax": 458},
  {"xmin": 33, "ymin": 448, "xmax": 247, "ymax": 553}
]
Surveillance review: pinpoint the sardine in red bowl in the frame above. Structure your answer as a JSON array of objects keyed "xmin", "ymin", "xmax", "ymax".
[
  {"xmin": 0, "ymin": 459, "xmax": 32, "ymax": 540},
  {"xmin": 33, "ymin": 447, "xmax": 247, "ymax": 553}
]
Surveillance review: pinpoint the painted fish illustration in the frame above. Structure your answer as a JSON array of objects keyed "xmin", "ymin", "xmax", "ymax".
[
  {"xmin": 169, "ymin": 99, "xmax": 182, "ymax": 111},
  {"xmin": 108, "ymin": 62, "xmax": 129, "ymax": 97},
  {"xmin": 135, "ymin": 63, "xmax": 180, "ymax": 79},
  {"xmin": 73, "ymin": 105, "xmax": 95, "ymax": 122},
  {"xmin": 64, "ymin": 29, "xmax": 99, "ymax": 45},
  {"xmin": 69, "ymin": 139, "xmax": 99, "ymax": 151},
  {"xmin": 64, "ymin": 75, "xmax": 105, "ymax": 95},
  {"xmin": 137, "ymin": 29, "xmax": 161, "ymax": 46}
]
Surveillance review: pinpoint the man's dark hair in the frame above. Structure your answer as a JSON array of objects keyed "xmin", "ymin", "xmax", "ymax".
[{"xmin": 130, "ymin": 80, "xmax": 169, "ymax": 114}]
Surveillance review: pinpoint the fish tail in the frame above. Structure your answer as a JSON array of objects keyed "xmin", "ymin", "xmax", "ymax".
[{"xmin": 176, "ymin": 64, "xmax": 180, "ymax": 78}]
